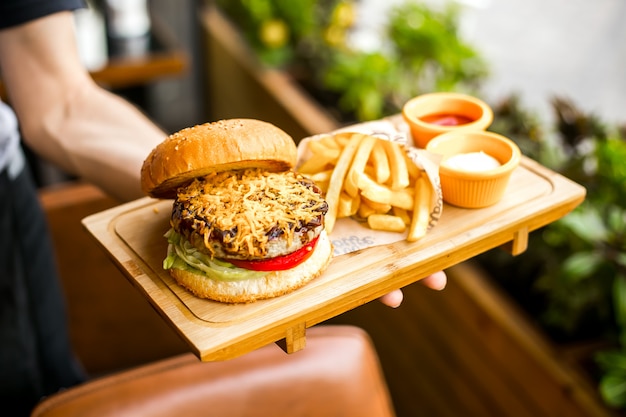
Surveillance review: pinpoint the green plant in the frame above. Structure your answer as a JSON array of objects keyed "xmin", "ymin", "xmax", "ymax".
[
  {"xmin": 321, "ymin": 1, "xmax": 488, "ymax": 121},
  {"xmin": 484, "ymin": 95, "xmax": 626, "ymax": 410},
  {"xmin": 387, "ymin": 2, "xmax": 486, "ymax": 94},
  {"xmin": 216, "ymin": 0, "xmax": 488, "ymax": 121}
]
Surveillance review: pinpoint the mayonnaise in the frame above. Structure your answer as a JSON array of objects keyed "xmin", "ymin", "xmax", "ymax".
[{"xmin": 442, "ymin": 151, "xmax": 501, "ymax": 172}]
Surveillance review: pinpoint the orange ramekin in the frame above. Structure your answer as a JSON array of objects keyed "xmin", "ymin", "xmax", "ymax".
[
  {"xmin": 425, "ymin": 130, "xmax": 521, "ymax": 208},
  {"xmin": 402, "ymin": 92, "xmax": 494, "ymax": 148}
]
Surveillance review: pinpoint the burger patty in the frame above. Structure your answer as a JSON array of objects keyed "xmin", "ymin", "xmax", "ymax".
[{"xmin": 171, "ymin": 169, "xmax": 328, "ymax": 260}]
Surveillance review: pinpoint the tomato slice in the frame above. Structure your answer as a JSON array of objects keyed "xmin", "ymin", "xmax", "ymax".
[{"xmin": 226, "ymin": 236, "xmax": 319, "ymax": 271}]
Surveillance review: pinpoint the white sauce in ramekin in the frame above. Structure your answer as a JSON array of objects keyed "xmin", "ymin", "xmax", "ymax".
[{"xmin": 442, "ymin": 151, "xmax": 501, "ymax": 172}]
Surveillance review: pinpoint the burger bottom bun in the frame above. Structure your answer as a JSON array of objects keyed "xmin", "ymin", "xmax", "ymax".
[{"xmin": 169, "ymin": 231, "xmax": 334, "ymax": 304}]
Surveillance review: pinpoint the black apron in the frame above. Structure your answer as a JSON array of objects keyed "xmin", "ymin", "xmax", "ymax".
[{"xmin": 0, "ymin": 159, "xmax": 85, "ymax": 416}]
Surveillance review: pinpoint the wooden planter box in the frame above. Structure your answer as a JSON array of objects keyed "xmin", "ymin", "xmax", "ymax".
[
  {"xmin": 201, "ymin": 5, "xmax": 618, "ymax": 417},
  {"xmin": 330, "ymin": 262, "xmax": 618, "ymax": 417}
]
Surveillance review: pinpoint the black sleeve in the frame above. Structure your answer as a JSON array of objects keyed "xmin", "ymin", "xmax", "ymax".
[{"xmin": 0, "ymin": 0, "xmax": 85, "ymax": 30}]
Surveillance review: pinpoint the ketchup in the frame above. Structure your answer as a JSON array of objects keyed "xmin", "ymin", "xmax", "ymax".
[{"xmin": 420, "ymin": 113, "xmax": 474, "ymax": 126}]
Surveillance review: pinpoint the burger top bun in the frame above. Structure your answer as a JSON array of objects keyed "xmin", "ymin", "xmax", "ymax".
[{"xmin": 141, "ymin": 118, "xmax": 297, "ymax": 199}]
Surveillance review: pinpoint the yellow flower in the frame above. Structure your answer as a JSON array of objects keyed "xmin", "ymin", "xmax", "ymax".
[
  {"xmin": 259, "ymin": 19, "xmax": 289, "ymax": 48},
  {"xmin": 332, "ymin": 1, "xmax": 355, "ymax": 28},
  {"xmin": 324, "ymin": 25, "xmax": 346, "ymax": 47}
]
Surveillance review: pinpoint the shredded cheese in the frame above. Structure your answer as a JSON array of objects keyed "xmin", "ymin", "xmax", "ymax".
[{"xmin": 175, "ymin": 169, "xmax": 327, "ymax": 258}]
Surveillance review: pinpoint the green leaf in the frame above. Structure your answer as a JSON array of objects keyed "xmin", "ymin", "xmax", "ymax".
[
  {"xmin": 561, "ymin": 251, "xmax": 603, "ymax": 282},
  {"xmin": 558, "ymin": 206, "xmax": 608, "ymax": 243},
  {"xmin": 597, "ymin": 349, "xmax": 626, "ymax": 408},
  {"xmin": 607, "ymin": 206, "xmax": 626, "ymax": 236},
  {"xmin": 615, "ymin": 275, "xmax": 626, "ymax": 334},
  {"xmin": 599, "ymin": 373, "xmax": 626, "ymax": 408},
  {"xmin": 597, "ymin": 350, "xmax": 626, "ymax": 373}
]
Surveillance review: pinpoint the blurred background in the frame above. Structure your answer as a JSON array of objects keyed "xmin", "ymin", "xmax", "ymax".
[
  {"xmin": 31, "ymin": 0, "xmax": 625, "ymax": 185},
  {"xmin": 67, "ymin": 0, "xmax": 626, "ymax": 150}
]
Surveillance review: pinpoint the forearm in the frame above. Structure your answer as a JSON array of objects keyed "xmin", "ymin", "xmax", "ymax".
[
  {"xmin": 43, "ymin": 84, "xmax": 168, "ymax": 201},
  {"xmin": 0, "ymin": 12, "xmax": 166, "ymax": 202}
]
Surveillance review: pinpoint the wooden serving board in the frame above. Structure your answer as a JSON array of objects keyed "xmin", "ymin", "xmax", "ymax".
[{"xmin": 82, "ymin": 155, "xmax": 585, "ymax": 361}]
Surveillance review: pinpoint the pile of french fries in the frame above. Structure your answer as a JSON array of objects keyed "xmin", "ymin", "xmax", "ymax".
[{"xmin": 298, "ymin": 132, "xmax": 432, "ymax": 242}]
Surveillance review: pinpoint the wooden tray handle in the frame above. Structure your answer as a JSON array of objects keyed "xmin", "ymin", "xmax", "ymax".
[
  {"xmin": 275, "ymin": 322, "xmax": 307, "ymax": 354},
  {"xmin": 502, "ymin": 226, "xmax": 529, "ymax": 256}
]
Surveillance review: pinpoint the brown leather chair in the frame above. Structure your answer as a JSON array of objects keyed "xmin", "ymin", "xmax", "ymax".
[{"xmin": 31, "ymin": 325, "xmax": 396, "ymax": 417}]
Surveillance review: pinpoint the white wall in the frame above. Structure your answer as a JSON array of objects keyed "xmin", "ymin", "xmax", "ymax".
[{"xmin": 356, "ymin": 0, "xmax": 626, "ymax": 126}]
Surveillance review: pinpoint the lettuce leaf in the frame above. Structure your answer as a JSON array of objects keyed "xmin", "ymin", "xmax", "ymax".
[{"xmin": 163, "ymin": 229, "xmax": 268, "ymax": 281}]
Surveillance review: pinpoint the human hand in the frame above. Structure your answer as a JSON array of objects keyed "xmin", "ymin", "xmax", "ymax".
[{"xmin": 378, "ymin": 270, "xmax": 447, "ymax": 308}]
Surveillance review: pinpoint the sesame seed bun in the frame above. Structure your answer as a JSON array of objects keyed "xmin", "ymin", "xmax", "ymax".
[{"xmin": 141, "ymin": 119, "xmax": 297, "ymax": 199}]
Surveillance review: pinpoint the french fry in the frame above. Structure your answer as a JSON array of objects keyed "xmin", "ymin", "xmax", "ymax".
[
  {"xmin": 356, "ymin": 172, "xmax": 414, "ymax": 211},
  {"xmin": 297, "ymin": 130, "xmax": 434, "ymax": 242},
  {"xmin": 298, "ymin": 140, "xmax": 341, "ymax": 174},
  {"xmin": 349, "ymin": 192, "xmax": 361, "ymax": 215},
  {"xmin": 361, "ymin": 195, "xmax": 392, "ymax": 214},
  {"xmin": 332, "ymin": 132, "xmax": 352, "ymax": 147},
  {"xmin": 382, "ymin": 140, "xmax": 410, "ymax": 190},
  {"xmin": 345, "ymin": 134, "xmax": 377, "ymax": 197},
  {"xmin": 392, "ymin": 207, "xmax": 412, "ymax": 225},
  {"xmin": 304, "ymin": 169, "xmax": 332, "ymax": 193},
  {"xmin": 317, "ymin": 135, "xmax": 342, "ymax": 150},
  {"xmin": 363, "ymin": 165, "xmax": 377, "ymax": 179},
  {"xmin": 407, "ymin": 174, "xmax": 432, "ymax": 242},
  {"xmin": 390, "ymin": 189, "xmax": 415, "ymax": 211},
  {"xmin": 308, "ymin": 139, "xmax": 342, "ymax": 157},
  {"xmin": 309, "ymin": 169, "xmax": 333, "ymax": 184},
  {"xmin": 313, "ymin": 180, "xmax": 329, "ymax": 194},
  {"xmin": 404, "ymin": 152, "xmax": 421, "ymax": 181},
  {"xmin": 367, "ymin": 214, "xmax": 406, "ymax": 233},
  {"xmin": 324, "ymin": 133, "xmax": 364, "ymax": 233},
  {"xmin": 357, "ymin": 172, "xmax": 392, "ymax": 203},
  {"xmin": 338, "ymin": 191, "xmax": 360, "ymax": 218},
  {"xmin": 357, "ymin": 201, "xmax": 377, "ymax": 219},
  {"xmin": 370, "ymin": 140, "xmax": 391, "ymax": 183},
  {"xmin": 298, "ymin": 156, "xmax": 333, "ymax": 174}
]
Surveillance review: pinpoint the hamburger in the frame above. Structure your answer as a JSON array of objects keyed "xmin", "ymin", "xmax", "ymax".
[{"xmin": 140, "ymin": 118, "xmax": 333, "ymax": 303}]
